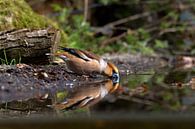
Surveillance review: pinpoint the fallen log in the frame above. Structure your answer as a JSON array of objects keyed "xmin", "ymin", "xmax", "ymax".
[{"xmin": 0, "ymin": 28, "xmax": 60, "ymax": 64}]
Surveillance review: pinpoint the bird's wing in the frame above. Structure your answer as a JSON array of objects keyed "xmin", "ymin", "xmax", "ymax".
[
  {"xmin": 80, "ymin": 50, "xmax": 100, "ymax": 61},
  {"xmin": 60, "ymin": 47, "xmax": 100, "ymax": 62}
]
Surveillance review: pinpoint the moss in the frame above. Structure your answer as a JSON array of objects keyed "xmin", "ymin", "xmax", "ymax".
[{"xmin": 0, "ymin": 0, "xmax": 67, "ymax": 44}]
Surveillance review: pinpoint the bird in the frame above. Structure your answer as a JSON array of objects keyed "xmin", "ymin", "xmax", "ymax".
[
  {"xmin": 53, "ymin": 79, "xmax": 119, "ymax": 110},
  {"xmin": 51, "ymin": 47, "xmax": 120, "ymax": 83}
]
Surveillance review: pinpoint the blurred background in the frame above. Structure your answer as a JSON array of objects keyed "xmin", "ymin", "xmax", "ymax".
[{"xmin": 26, "ymin": 0, "xmax": 195, "ymax": 56}]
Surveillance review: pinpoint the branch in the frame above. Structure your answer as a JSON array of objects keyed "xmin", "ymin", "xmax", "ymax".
[
  {"xmin": 100, "ymin": 32, "xmax": 127, "ymax": 47},
  {"xmin": 84, "ymin": 0, "xmax": 89, "ymax": 22}
]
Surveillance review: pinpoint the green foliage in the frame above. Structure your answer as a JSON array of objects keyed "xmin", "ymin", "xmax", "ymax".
[
  {"xmin": 154, "ymin": 40, "xmax": 168, "ymax": 49},
  {"xmin": 51, "ymin": 0, "xmax": 195, "ymax": 55},
  {"xmin": 98, "ymin": 0, "xmax": 120, "ymax": 5},
  {"xmin": 0, "ymin": 49, "xmax": 21, "ymax": 65},
  {"xmin": 0, "ymin": 0, "xmax": 67, "ymax": 44},
  {"xmin": 52, "ymin": 4, "xmax": 101, "ymax": 52},
  {"xmin": 125, "ymin": 29, "xmax": 154, "ymax": 55}
]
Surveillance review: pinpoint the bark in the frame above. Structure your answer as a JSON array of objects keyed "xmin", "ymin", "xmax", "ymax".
[{"xmin": 0, "ymin": 28, "xmax": 60, "ymax": 64}]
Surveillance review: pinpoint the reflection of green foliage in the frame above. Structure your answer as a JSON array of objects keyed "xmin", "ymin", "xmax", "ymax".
[
  {"xmin": 121, "ymin": 67, "xmax": 194, "ymax": 111},
  {"xmin": 122, "ymin": 74, "xmax": 153, "ymax": 88},
  {"xmin": 56, "ymin": 91, "xmax": 68, "ymax": 102},
  {"xmin": 162, "ymin": 91, "xmax": 181, "ymax": 111},
  {"xmin": 63, "ymin": 108, "xmax": 89, "ymax": 117}
]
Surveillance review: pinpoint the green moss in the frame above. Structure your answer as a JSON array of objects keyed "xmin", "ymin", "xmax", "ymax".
[{"xmin": 0, "ymin": 0, "xmax": 67, "ymax": 44}]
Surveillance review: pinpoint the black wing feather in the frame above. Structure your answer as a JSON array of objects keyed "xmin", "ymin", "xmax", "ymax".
[{"xmin": 60, "ymin": 47, "xmax": 90, "ymax": 61}]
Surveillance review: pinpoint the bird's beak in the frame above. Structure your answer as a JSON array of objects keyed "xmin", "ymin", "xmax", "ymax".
[{"xmin": 112, "ymin": 73, "xmax": 120, "ymax": 83}]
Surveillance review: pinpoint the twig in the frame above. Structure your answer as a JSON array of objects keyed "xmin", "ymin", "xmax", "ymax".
[
  {"xmin": 84, "ymin": 0, "xmax": 89, "ymax": 22},
  {"xmin": 106, "ymin": 12, "xmax": 151, "ymax": 28},
  {"xmin": 100, "ymin": 32, "xmax": 127, "ymax": 47},
  {"xmin": 92, "ymin": 11, "xmax": 152, "ymax": 35},
  {"xmin": 146, "ymin": 26, "xmax": 195, "ymax": 44},
  {"xmin": 159, "ymin": 26, "xmax": 195, "ymax": 36}
]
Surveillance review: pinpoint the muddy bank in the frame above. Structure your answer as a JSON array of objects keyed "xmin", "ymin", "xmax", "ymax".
[
  {"xmin": 0, "ymin": 54, "xmax": 164, "ymax": 103},
  {"xmin": 0, "ymin": 54, "xmax": 163, "ymax": 85},
  {"xmin": 0, "ymin": 53, "xmax": 195, "ymax": 119},
  {"xmin": 0, "ymin": 54, "xmax": 164, "ymax": 117}
]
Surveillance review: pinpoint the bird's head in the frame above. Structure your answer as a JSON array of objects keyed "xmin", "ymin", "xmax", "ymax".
[{"xmin": 104, "ymin": 62, "xmax": 120, "ymax": 83}]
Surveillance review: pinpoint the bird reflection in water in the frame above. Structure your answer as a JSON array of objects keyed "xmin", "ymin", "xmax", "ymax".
[{"xmin": 53, "ymin": 79, "xmax": 119, "ymax": 110}]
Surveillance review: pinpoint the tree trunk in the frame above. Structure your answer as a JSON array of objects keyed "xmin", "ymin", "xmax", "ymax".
[{"xmin": 0, "ymin": 28, "xmax": 60, "ymax": 64}]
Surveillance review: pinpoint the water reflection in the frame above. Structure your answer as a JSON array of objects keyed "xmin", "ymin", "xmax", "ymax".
[
  {"xmin": 0, "ymin": 57, "xmax": 195, "ymax": 117},
  {"xmin": 91, "ymin": 64, "xmax": 195, "ymax": 113},
  {"xmin": 172, "ymin": 56, "xmax": 195, "ymax": 70},
  {"xmin": 54, "ymin": 79, "xmax": 119, "ymax": 110},
  {"xmin": 0, "ymin": 79, "xmax": 119, "ymax": 112}
]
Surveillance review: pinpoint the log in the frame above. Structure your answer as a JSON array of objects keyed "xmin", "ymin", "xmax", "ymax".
[{"xmin": 0, "ymin": 28, "xmax": 60, "ymax": 64}]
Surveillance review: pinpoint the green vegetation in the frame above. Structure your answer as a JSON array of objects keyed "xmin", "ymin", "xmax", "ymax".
[
  {"xmin": 52, "ymin": 4, "xmax": 101, "ymax": 52},
  {"xmin": 50, "ymin": 0, "xmax": 195, "ymax": 55},
  {"xmin": 0, "ymin": 0, "xmax": 67, "ymax": 43},
  {"xmin": 1, "ymin": 0, "xmax": 194, "ymax": 56},
  {"xmin": 0, "ymin": 49, "xmax": 21, "ymax": 65}
]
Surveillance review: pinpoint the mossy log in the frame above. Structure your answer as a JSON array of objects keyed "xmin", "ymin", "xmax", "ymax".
[{"xmin": 0, "ymin": 28, "xmax": 60, "ymax": 64}]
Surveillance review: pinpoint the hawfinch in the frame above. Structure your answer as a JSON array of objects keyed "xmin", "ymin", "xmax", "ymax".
[{"xmin": 52, "ymin": 47, "xmax": 119, "ymax": 83}]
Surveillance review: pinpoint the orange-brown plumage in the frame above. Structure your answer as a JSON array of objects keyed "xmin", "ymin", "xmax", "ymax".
[{"xmin": 53, "ymin": 48, "xmax": 119, "ymax": 82}]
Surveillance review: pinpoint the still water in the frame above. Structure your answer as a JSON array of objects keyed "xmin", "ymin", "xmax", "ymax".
[{"xmin": 0, "ymin": 58, "xmax": 194, "ymax": 119}]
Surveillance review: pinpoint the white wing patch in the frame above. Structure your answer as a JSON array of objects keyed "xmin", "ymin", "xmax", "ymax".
[
  {"xmin": 99, "ymin": 86, "xmax": 108, "ymax": 98},
  {"xmin": 59, "ymin": 55, "xmax": 69, "ymax": 61},
  {"xmin": 79, "ymin": 53, "xmax": 92, "ymax": 61},
  {"xmin": 99, "ymin": 58, "xmax": 107, "ymax": 72}
]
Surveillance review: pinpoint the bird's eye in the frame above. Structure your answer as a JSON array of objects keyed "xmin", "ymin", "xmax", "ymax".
[{"xmin": 112, "ymin": 73, "xmax": 119, "ymax": 83}]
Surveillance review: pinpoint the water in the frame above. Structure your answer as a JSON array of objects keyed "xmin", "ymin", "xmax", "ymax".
[{"xmin": 0, "ymin": 56, "xmax": 195, "ymax": 119}]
